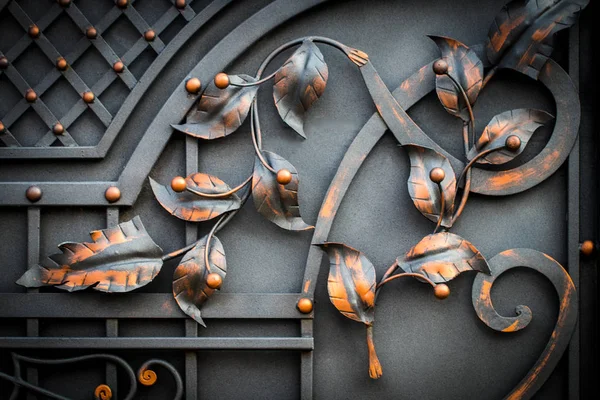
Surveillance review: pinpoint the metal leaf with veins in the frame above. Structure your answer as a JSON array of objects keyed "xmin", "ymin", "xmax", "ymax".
[
  {"xmin": 429, "ymin": 35, "xmax": 483, "ymax": 122},
  {"xmin": 405, "ymin": 145, "xmax": 456, "ymax": 228},
  {"xmin": 273, "ymin": 40, "xmax": 328, "ymax": 138},
  {"xmin": 150, "ymin": 173, "xmax": 241, "ymax": 222},
  {"xmin": 172, "ymin": 74, "xmax": 258, "ymax": 139},
  {"xmin": 486, "ymin": 0, "xmax": 589, "ymax": 80},
  {"xmin": 397, "ymin": 232, "xmax": 491, "ymax": 283},
  {"xmin": 16, "ymin": 216, "xmax": 163, "ymax": 293},
  {"xmin": 173, "ymin": 235, "xmax": 227, "ymax": 327},
  {"xmin": 467, "ymin": 109, "xmax": 554, "ymax": 164},
  {"xmin": 252, "ymin": 151, "xmax": 313, "ymax": 231}
]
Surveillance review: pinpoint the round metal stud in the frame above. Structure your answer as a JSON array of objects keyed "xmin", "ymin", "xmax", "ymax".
[
  {"xmin": 185, "ymin": 77, "xmax": 201, "ymax": 94},
  {"xmin": 581, "ymin": 240, "xmax": 595, "ymax": 257},
  {"xmin": 429, "ymin": 167, "xmax": 445, "ymax": 184},
  {"xmin": 57, "ymin": 0, "xmax": 71, "ymax": 7},
  {"xmin": 0, "ymin": 56, "xmax": 8, "ymax": 70},
  {"xmin": 214, "ymin": 73, "xmax": 230, "ymax": 89},
  {"xmin": 94, "ymin": 384, "xmax": 112, "ymax": 400},
  {"xmin": 144, "ymin": 29, "xmax": 156, "ymax": 42},
  {"xmin": 56, "ymin": 57, "xmax": 68, "ymax": 71},
  {"xmin": 105, "ymin": 186, "xmax": 121, "ymax": 203},
  {"xmin": 206, "ymin": 273, "xmax": 223, "ymax": 290},
  {"xmin": 434, "ymin": 283, "xmax": 450, "ymax": 300},
  {"xmin": 83, "ymin": 91, "xmax": 95, "ymax": 104},
  {"xmin": 170, "ymin": 176, "xmax": 187, "ymax": 192},
  {"xmin": 28, "ymin": 25, "xmax": 40, "ymax": 38},
  {"xmin": 86, "ymin": 27, "xmax": 98, "ymax": 39},
  {"xmin": 0, "ymin": 121, "xmax": 5, "ymax": 133},
  {"xmin": 25, "ymin": 89, "xmax": 37, "ymax": 103},
  {"xmin": 113, "ymin": 60, "xmax": 125, "ymax": 73},
  {"xmin": 26, "ymin": 186, "xmax": 42, "ymax": 202},
  {"xmin": 53, "ymin": 122, "xmax": 65, "ymax": 135},
  {"xmin": 297, "ymin": 298, "xmax": 313, "ymax": 314},
  {"xmin": 276, "ymin": 169, "xmax": 293, "ymax": 185},
  {"xmin": 505, "ymin": 135, "xmax": 521, "ymax": 152},
  {"xmin": 175, "ymin": 0, "xmax": 186, "ymax": 9},
  {"xmin": 116, "ymin": 0, "xmax": 129, "ymax": 9},
  {"xmin": 432, "ymin": 59, "xmax": 448, "ymax": 75}
]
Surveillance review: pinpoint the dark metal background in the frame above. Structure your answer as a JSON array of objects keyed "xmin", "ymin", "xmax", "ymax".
[{"xmin": 0, "ymin": 0, "xmax": 597, "ymax": 399}]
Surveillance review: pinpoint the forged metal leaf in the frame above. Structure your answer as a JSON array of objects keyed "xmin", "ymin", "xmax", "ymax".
[
  {"xmin": 467, "ymin": 109, "xmax": 554, "ymax": 164},
  {"xmin": 273, "ymin": 40, "xmax": 328, "ymax": 138},
  {"xmin": 397, "ymin": 232, "xmax": 490, "ymax": 283},
  {"xmin": 486, "ymin": 0, "xmax": 589, "ymax": 80},
  {"xmin": 318, "ymin": 243, "xmax": 376, "ymax": 325},
  {"xmin": 405, "ymin": 145, "xmax": 456, "ymax": 228},
  {"xmin": 252, "ymin": 151, "xmax": 313, "ymax": 231},
  {"xmin": 173, "ymin": 235, "xmax": 226, "ymax": 327},
  {"xmin": 172, "ymin": 74, "xmax": 258, "ymax": 139},
  {"xmin": 16, "ymin": 216, "xmax": 163, "ymax": 292},
  {"xmin": 429, "ymin": 36, "xmax": 483, "ymax": 121},
  {"xmin": 150, "ymin": 173, "xmax": 241, "ymax": 222}
]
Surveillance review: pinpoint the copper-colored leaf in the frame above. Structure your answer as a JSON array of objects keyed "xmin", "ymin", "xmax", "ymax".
[
  {"xmin": 273, "ymin": 40, "xmax": 328, "ymax": 138},
  {"xmin": 173, "ymin": 235, "xmax": 226, "ymax": 327},
  {"xmin": 397, "ymin": 232, "xmax": 490, "ymax": 283},
  {"xmin": 486, "ymin": 0, "xmax": 589, "ymax": 80},
  {"xmin": 405, "ymin": 145, "xmax": 456, "ymax": 228},
  {"xmin": 16, "ymin": 216, "xmax": 163, "ymax": 292},
  {"xmin": 318, "ymin": 243, "xmax": 376, "ymax": 325},
  {"xmin": 252, "ymin": 151, "xmax": 313, "ymax": 231},
  {"xmin": 467, "ymin": 109, "xmax": 553, "ymax": 164},
  {"xmin": 150, "ymin": 173, "xmax": 241, "ymax": 222},
  {"xmin": 172, "ymin": 74, "xmax": 259, "ymax": 139},
  {"xmin": 429, "ymin": 36, "xmax": 483, "ymax": 121}
]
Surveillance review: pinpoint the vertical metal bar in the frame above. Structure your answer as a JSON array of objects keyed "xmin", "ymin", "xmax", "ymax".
[
  {"xmin": 567, "ymin": 24, "xmax": 580, "ymax": 400},
  {"xmin": 185, "ymin": 135, "xmax": 199, "ymax": 400},
  {"xmin": 300, "ymin": 319, "xmax": 313, "ymax": 400},
  {"xmin": 26, "ymin": 207, "xmax": 40, "ymax": 400},
  {"xmin": 106, "ymin": 207, "xmax": 120, "ymax": 399}
]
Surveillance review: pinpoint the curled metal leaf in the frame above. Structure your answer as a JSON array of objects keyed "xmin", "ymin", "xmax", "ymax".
[
  {"xmin": 486, "ymin": 0, "xmax": 589, "ymax": 80},
  {"xmin": 397, "ymin": 232, "xmax": 490, "ymax": 283},
  {"xmin": 252, "ymin": 151, "xmax": 313, "ymax": 231},
  {"xmin": 16, "ymin": 216, "xmax": 163, "ymax": 292},
  {"xmin": 273, "ymin": 39, "xmax": 328, "ymax": 138},
  {"xmin": 405, "ymin": 145, "xmax": 456, "ymax": 228},
  {"xmin": 429, "ymin": 35, "xmax": 483, "ymax": 121},
  {"xmin": 318, "ymin": 243, "xmax": 376, "ymax": 325},
  {"xmin": 467, "ymin": 109, "xmax": 554, "ymax": 164},
  {"xmin": 172, "ymin": 74, "xmax": 259, "ymax": 139},
  {"xmin": 150, "ymin": 173, "xmax": 241, "ymax": 222},
  {"xmin": 173, "ymin": 235, "xmax": 226, "ymax": 327}
]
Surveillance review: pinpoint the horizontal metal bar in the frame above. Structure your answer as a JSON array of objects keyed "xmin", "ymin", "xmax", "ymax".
[
  {"xmin": 0, "ymin": 293, "xmax": 311, "ymax": 319},
  {"xmin": 0, "ymin": 337, "xmax": 313, "ymax": 350}
]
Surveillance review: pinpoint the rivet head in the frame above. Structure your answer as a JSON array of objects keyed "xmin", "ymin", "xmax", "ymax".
[
  {"xmin": 0, "ymin": 121, "xmax": 6, "ymax": 133},
  {"xmin": 113, "ymin": 61, "xmax": 125, "ymax": 73},
  {"xmin": 144, "ymin": 29, "xmax": 156, "ymax": 42},
  {"xmin": 57, "ymin": 0, "xmax": 71, "ymax": 7},
  {"xmin": 25, "ymin": 89, "xmax": 37, "ymax": 103},
  {"xmin": 56, "ymin": 57, "xmax": 68, "ymax": 71},
  {"xmin": 53, "ymin": 122, "xmax": 64, "ymax": 135},
  {"xmin": 432, "ymin": 59, "xmax": 449, "ymax": 75},
  {"xmin": 105, "ymin": 186, "xmax": 121, "ymax": 203},
  {"xmin": 434, "ymin": 284, "xmax": 450, "ymax": 300},
  {"xmin": 175, "ymin": 0, "xmax": 186, "ymax": 9},
  {"xmin": 505, "ymin": 135, "xmax": 521, "ymax": 151},
  {"xmin": 28, "ymin": 25, "xmax": 40, "ymax": 38},
  {"xmin": 116, "ymin": 0, "xmax": 129, "ymax": 9},
  {"xmin": 185, "ymin": 77, "xmax": 201, "ymax": 94},
  {"xmin": 429, "ymin": 167, "xmax": 446, "ymax": 184},
  {"xmin": 214, "ymin": 73, "xmax": 230, "ymax": 89},
  {"xmin": 206, "ymin": 273, "xmax": 223, "ymax": 289},
  {"xmin": 0, "ymin": 56, "xmax": 8, "ymax": 70},
  {"xmin": 26, "ymin": 186, "xmax": 42, "ymax": 202},
  {"xmin": 86, "ymin": 27, "xmax": 98, "ymax": 39},
  {"xmin": 170, "ymin": 176, "xmax": 187, "ymax": 192},
  {"xmin": 297, "ymin": 298, "xmax": 313, "ymax": 314},
  {"xmin": 83, "ymin": 91, "xmax": 95, "ymax": 103},
  {"xmin": 276, "ymin": 169, "xmax": 293, "ymax": 185},
  {"xmin": 581, "ymin": 240, "xmax": 595, "ymax": 257}
]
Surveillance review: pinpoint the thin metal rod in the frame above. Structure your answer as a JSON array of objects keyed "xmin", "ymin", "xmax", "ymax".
[
  {"xmin": 433, "ymin": 182, "xmax": 445, "ymax": 234},
  {"xmin": 229, "ymin": 70, "xmax": 279, "ymax": 87},
  {"xmin": 482, "ymin": 66, "xmax": 498, "ymax": 88},
  {"xmin": 162, "ymin": 241, "xmax": 198, "ymax": 261},
  {"xmin": 0, "ymin": 372, "xmax": 70, "ymax": 400},
  {"xmin": 204, "ymin": 214, "xmax": 227, "ymax": 272},
  {"xmin": 445, "ymin": 72, "xmax": 475, "ymax": 142},
  {"xmin": 377, "ymin": 272, "xmax": 437, "ymax": 289},
  {"xmin": 185, "ymin": 175, "xmax": 252, "ymax": 198},
  {"xmin": 250, "ymin": 105, "xmax": 276, "ymax": 173}
]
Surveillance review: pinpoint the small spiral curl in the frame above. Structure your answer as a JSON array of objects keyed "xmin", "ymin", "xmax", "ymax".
[
  {"xmin": 138, "ymin": 368, "xmax": 158, "ymax": 386},
  {"xmin": 94, "ymin": 384, "xmax": 113, "ymax": 400}
]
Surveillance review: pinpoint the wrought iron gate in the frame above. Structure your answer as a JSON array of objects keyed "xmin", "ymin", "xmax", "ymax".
[{"xmin": 0, "ymin": 0, "xmax": 597, "ymax": 399}]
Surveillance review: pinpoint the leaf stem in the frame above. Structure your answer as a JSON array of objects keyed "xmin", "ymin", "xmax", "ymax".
[
  {"xmin": 204, "ymin": 213, "xmax": 228, "ymax": 272},
  {"xmin": 482, "ymin": 66, "xmax": 497, "ymax": 89},
  {"xmin": 366, "ymin": 325, "xmax": 382, "ymax": 379},
  {"xmin": 377, "ymin": 272, "xmax": 437, "ymax": 289},
  {"xmin": 250, "ymin": 105, "xmax": 277, "ymax": 173},
  {"xmin": 444, "ymin": 72, "xmax": 475, "ymax": 144},
  {"xmin": 185, "ymin": 175, "xmax": 252, "ymax": 198},
  {"xmin": 433, "ymin": 181, "xmax": 445, "ymax": 234},
  {"xmin": 229, "ymin": 70, "xmax": 279, "ymax": 87},
  {"xmin": 162, "ymin": 241, "xmax": 198, "ymax": 262}
]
